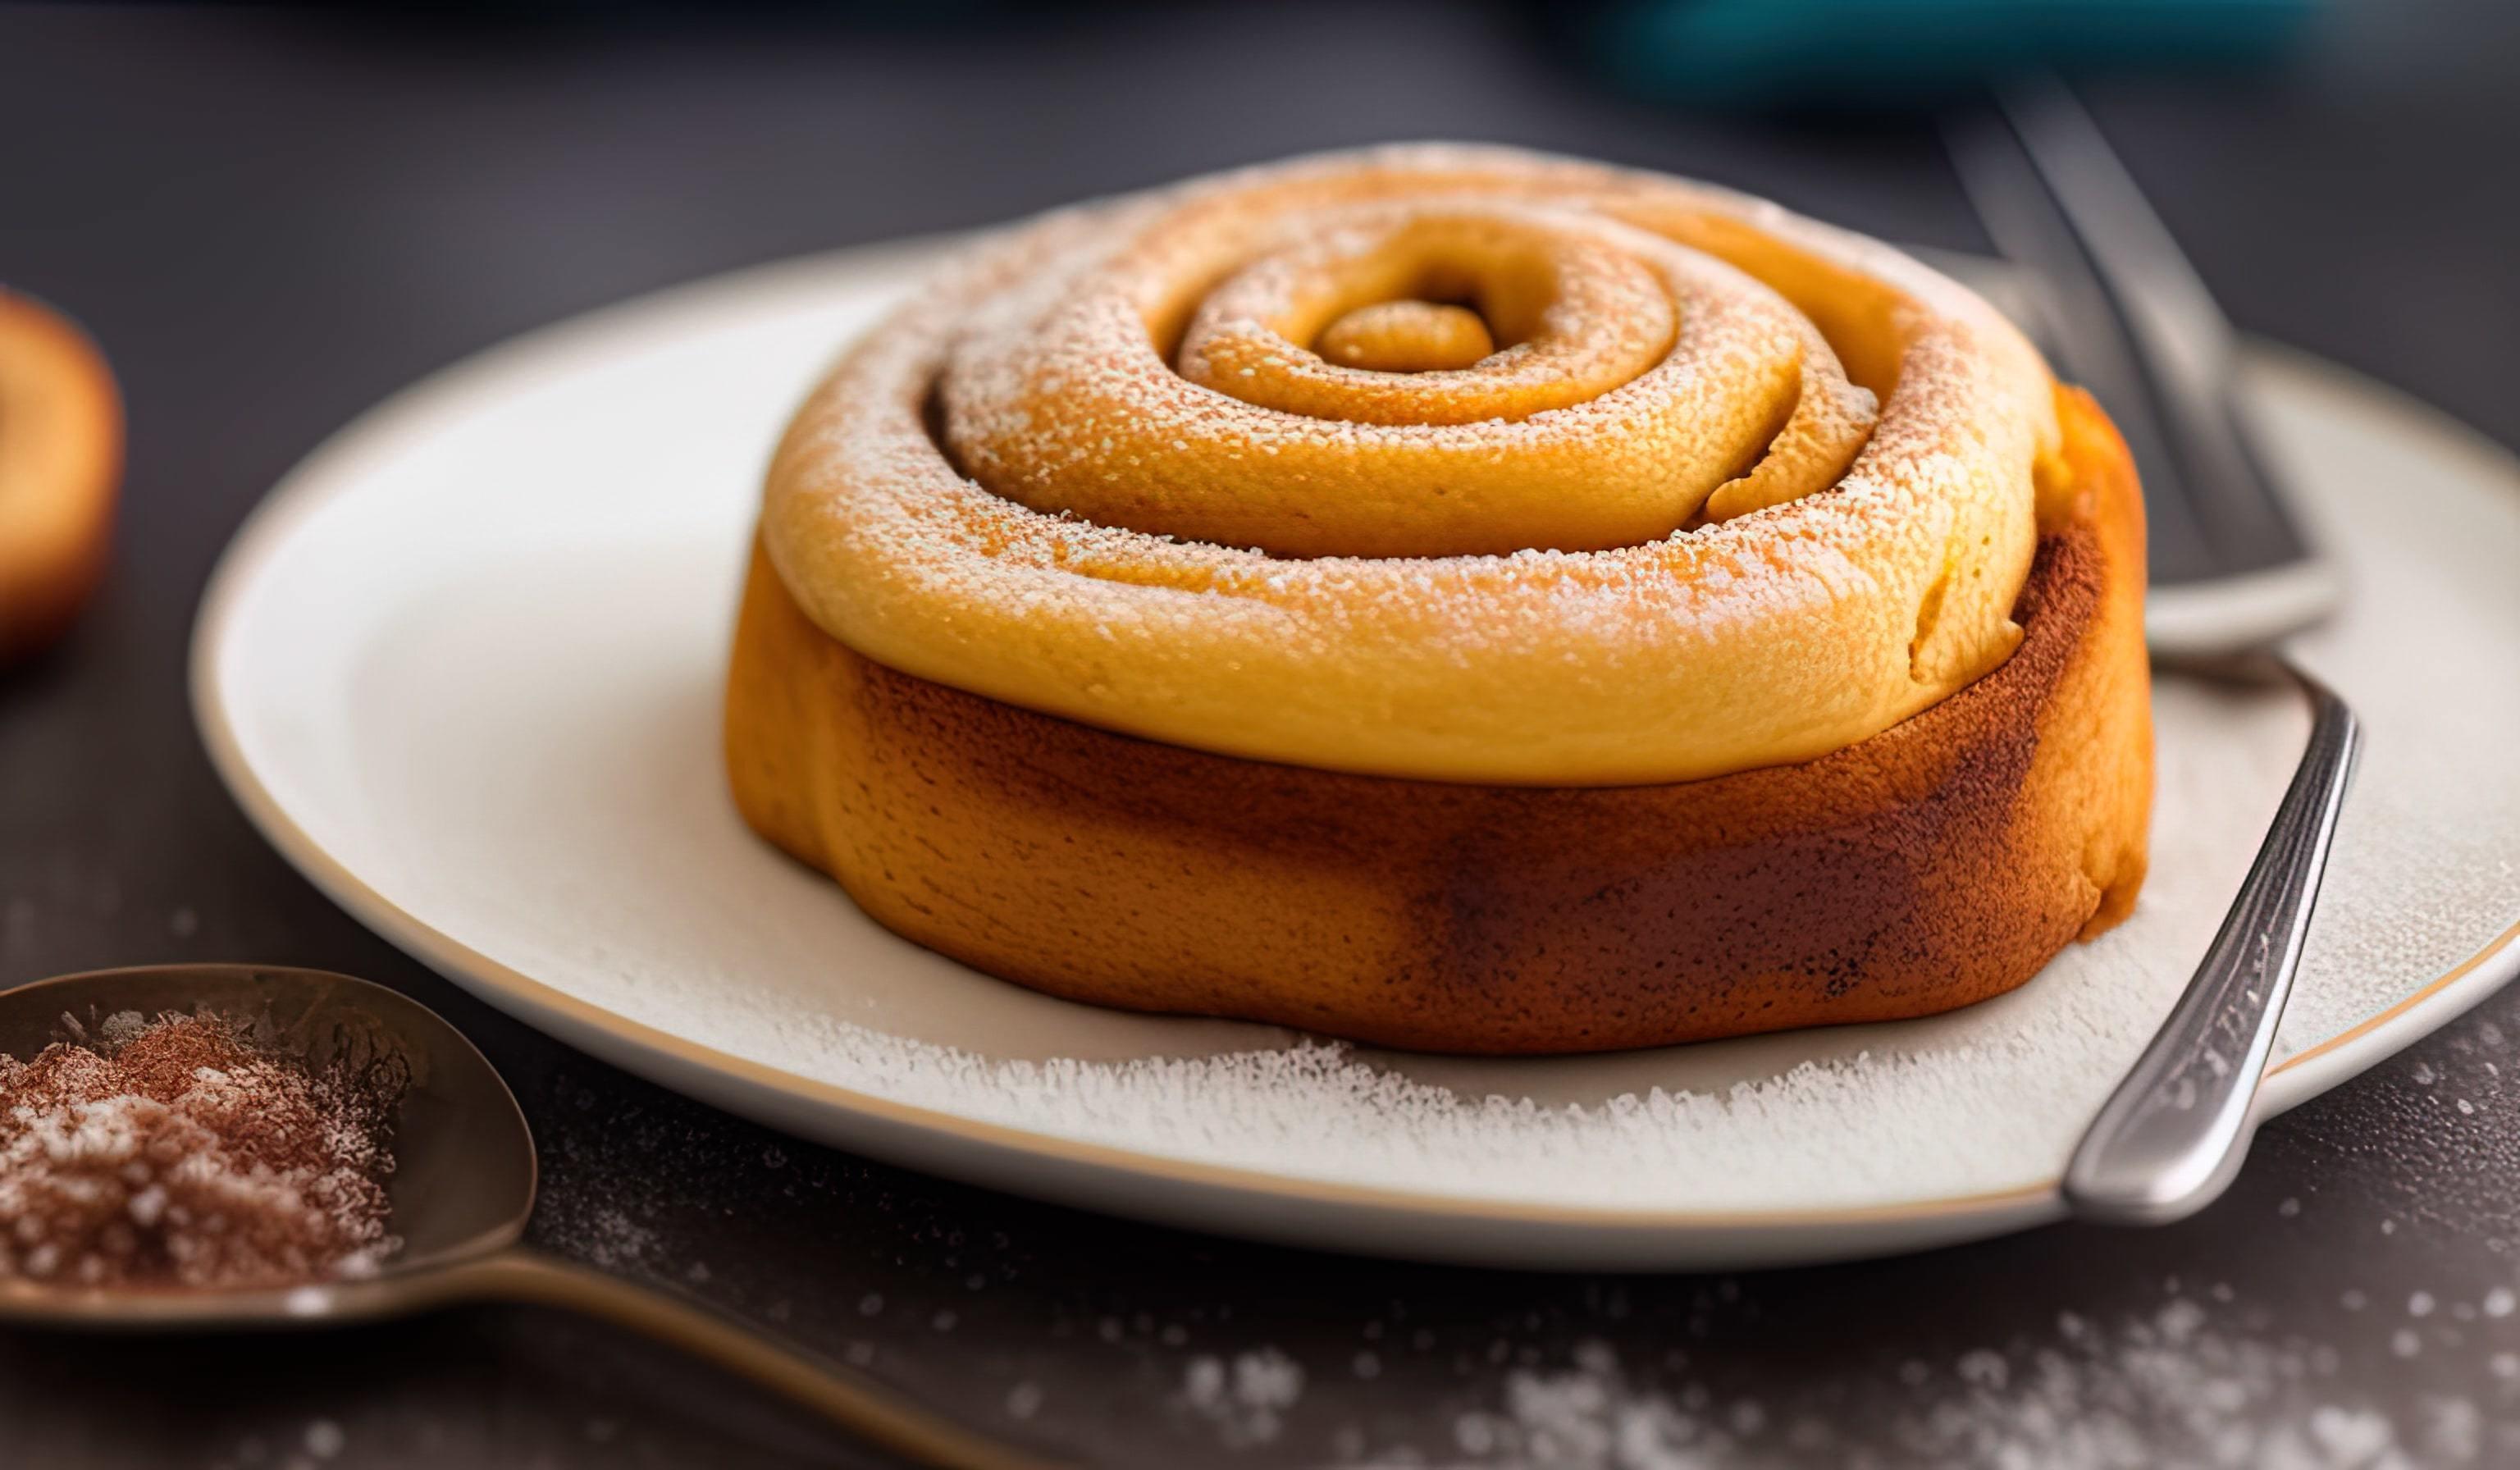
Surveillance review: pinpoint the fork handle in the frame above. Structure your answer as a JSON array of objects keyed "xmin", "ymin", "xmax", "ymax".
[{"xmin": 2063, "ymin": 662, "xmax": 2360, "ymax": 1224}]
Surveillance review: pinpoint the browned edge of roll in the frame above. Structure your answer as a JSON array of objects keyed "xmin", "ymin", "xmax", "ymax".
[{"xmin": 724, "ymin": 386, "xmax": 2152, "ymax": 1056}]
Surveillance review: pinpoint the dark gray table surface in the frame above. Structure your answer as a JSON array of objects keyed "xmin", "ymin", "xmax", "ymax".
[{"xmin": 4, "ymin": 2, "xmax": 2518, "ymax": 1465}]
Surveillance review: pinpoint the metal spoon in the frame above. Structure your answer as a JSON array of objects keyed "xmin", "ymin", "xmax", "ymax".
[{"xmin": 0, "ymin": 963, "xmax": 1053, "ymax": 1470}]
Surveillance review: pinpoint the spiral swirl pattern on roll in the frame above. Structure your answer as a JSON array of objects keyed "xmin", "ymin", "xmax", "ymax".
[{"xmin": 764, "ymin": 145, "xmax": 2066, "ymax": 784}]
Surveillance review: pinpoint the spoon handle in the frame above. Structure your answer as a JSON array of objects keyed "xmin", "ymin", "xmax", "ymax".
[
  {"xmin": 436, "ymin": 1248, "xmax": 1059, "ymax": 1468},
  {"xmin": 2062, "ymin": 661, "xmax": 2360, "ymax": 1224}
]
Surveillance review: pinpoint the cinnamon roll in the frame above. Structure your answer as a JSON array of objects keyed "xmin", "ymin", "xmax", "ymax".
[{"xmin": 728, "ymin": 145, "xmax": 2152, "ymax": 1054}]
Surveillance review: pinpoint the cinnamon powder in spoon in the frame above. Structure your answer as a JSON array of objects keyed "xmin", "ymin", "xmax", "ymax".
[{"xmin": 0, "ymin": 1011, "xmax": 400, "ymax": 1289}]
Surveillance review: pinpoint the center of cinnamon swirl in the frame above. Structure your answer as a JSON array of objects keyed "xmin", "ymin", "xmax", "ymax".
[{"xmin": 1314, "ymin": 300, "xmax": 1495, "ymax": 373}]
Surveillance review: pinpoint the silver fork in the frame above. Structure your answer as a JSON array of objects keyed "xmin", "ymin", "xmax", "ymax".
[{"xmin": 1947, "ymin": 78, "xmax": 2362, "ymax": 1225}]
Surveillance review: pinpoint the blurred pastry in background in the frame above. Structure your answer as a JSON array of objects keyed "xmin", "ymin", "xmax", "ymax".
[{"xmin": 0, "ymin": 290, "xmax": 121, "ymax": 666}]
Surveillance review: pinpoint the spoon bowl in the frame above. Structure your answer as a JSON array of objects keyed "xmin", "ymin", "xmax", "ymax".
[{"xmin": 0, "ymin": 965, "xmax": 533, "ymax": 1327}]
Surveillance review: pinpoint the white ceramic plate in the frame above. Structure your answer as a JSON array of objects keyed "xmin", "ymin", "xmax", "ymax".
[{"xmin": 194, "ymin": 244, "xmax": 2520, "ymax": 1270}]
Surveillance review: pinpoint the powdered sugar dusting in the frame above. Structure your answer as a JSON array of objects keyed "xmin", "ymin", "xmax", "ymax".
[
  {"xmin": 1333, "ymin": 1302, "xmax": 2465, "ymax": 1469},
  {"xmin": 1178, "ymin": 1347, "xmax": 1307, "ymax": 1449}
]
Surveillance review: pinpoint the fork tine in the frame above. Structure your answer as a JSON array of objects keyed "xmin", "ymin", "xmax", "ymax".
[
  {"xmin": 1992, "ymin": 75, "xmax": 2321, "ymax": 582},
  {"xmin": 1943, "ymin": 107, "xmax": 2222, "ymax": 587}
]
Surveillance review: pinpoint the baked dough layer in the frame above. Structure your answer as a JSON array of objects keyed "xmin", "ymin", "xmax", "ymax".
[
  {"xmin": 759, "ymin": 144, "xmax": 2066, "ymax": 786},
  {"xmin": 726, "ymin": 387, "xmax": 2151, "ymax": 1055}
]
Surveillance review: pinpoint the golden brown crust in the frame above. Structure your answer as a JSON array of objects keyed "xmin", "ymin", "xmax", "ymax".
[{"xmin": 725, "ymin": 387, "xmax": 2151, "ymax": 1055}]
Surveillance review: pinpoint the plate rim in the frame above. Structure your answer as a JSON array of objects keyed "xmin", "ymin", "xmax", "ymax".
[{"xmin": 188, "ymin": 243, "xmax": 2520, "ymax": 1249}]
